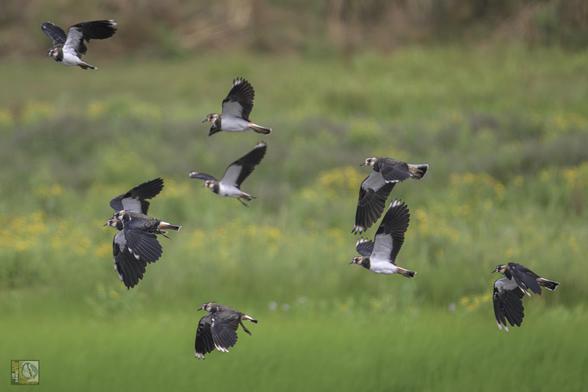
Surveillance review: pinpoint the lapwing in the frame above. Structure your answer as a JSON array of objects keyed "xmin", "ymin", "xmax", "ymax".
[
  {"xmin": 492, "ymin": 262, "xmax": 559, "ymax": 331},
  {"xmin": 189, "ymin": 141, "xmax": 267, "ymax": 206},
  {"xmin": 351, "ymin": 200, "xmax": 415, "ymax": 277},
  {"xmin": 203, "ymin": 77, "xmax": 272, "ymax": 136},
  {"xmin": 353, "ymin": 157, "xmax": 429, "ymax": 234},
  {"xmin": 195, "ymin": 302, "xmax": 258, "ymax": 359},
  {"xmin": 105, "ymin": 178, "xmax": 181, "ymax": 289},
  {"xmin": 41, "ymin": 20, "xmax": 117, "ymax": 70}
]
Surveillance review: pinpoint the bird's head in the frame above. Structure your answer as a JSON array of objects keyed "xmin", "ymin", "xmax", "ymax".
[
  {"xmin": 47, "ymin": 47, "xmax": 59, "ymax": 58},
  {"xmin": 202, "ymin": 113, "xmax": 219, "ymax": 123},
  {"xmin": 361, "ymin": 157, "xmax": 377, "ymax": 167},
  {"xmin": 204, "ymin": 180, "xmax": 217, "ymax": 189},
  {"xmin": 351, "ymin": 256, "xmax": 365, "ymax": 265},
  {"xmin": 104, "ymin": 218, "xmax": 122, "ymax": 230},
  {"xmin": 493, "ymin": 264, "xmax": 507, "ymax": 274},
  {"xmin": 198, "ymin": 302, "xmax": 218, "ymax": 312}
]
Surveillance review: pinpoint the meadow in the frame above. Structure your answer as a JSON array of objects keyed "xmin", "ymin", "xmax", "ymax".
[{"xmin": 1, "ymin": 46, "xmax": 587, "ymax": 391}]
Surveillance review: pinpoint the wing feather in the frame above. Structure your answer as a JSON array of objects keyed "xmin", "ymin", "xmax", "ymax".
[
  {"xmin": 110, "ymin": 178, "xmax": 164, "ymax": 214},
  {"xmin": 41, "ymin": 22, "xmax": 67, "ymax": 46},
  {"xmin": 220, "ymin": 142, "xmax": 267, "ymax": 187},
  {"xmin": 221, "ymin": 78, "xmax": 255, "ymax": 120}
]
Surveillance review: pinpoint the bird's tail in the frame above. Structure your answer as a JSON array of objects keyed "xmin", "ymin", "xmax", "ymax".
[
  {"xmin": 240, "ymin": 192, "xmax": 256, "ymax": 202},
  {"xmin": 242, "ymin": 314, "xmax": 258, "ymax": 323},
  {"xmin": 249, "ymin": 123, "xmax": 272, "ymax": 135},
  {"xmin": 538, "ymin": 278, "xmax": 559, "ymax": 291},
  {"xmin": 408, "ymin": 163, "xmax": 429, "ymax": 179},
  {"xmin": 397, "ymin": 267, "xmax": 416, "ymax": 278},
  {"xmin": 79, "ymin": 62, "xmax": 97, "ymax": 70},
  {"xmin": 158, "ymin": 222, "xmax": 182, "ymax": 231}
]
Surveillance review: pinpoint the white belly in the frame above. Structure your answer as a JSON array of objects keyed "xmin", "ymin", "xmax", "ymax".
[
  {"xmin": 61, "ymin": 53, "xmax": 82, "ymax": 66},
  {"xmin": 370, "ymin": 260, "xmax": 398, "ymax": 274},
  {"xmin": 221, "ymin": 116, "xmax": 250, "ymax": 132},
  {"xmin": 218, "ymin": 183, "xmax": 242, "ymax": 197}
]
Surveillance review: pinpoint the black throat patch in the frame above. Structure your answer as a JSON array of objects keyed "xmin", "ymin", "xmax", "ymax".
[
  {"xmin": 54, "ymin": 47, "xmax": 63, "ymax": 62},
  {"xmin": 360, "ymin": 258, "xmax": 371, "ymax": 270}
]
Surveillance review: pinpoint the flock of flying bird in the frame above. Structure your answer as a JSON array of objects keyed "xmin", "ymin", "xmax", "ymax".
[{"xmin": 41, "ymin": 18, "xmax": 560, "ymax": 359}]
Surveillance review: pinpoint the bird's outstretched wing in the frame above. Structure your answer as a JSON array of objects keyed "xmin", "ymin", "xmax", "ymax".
[
  {"xmin": 41, "ymin": 22, "xmax": 67, "ymax": 47},
  {"xmin": 371, "ymin": 200, "xmax": 410, "ymax": 264},
  {"xmin": 210, "ymin": 311, "xmax": 241, "ymax": 352},
  {"xmin": 123, "ymin": 229, "xmax": 163, "ymax": 264},
  {"xmin": 221, "ymin": 77, "xmax": 255, "ymax": 120},
  {"xmin": 195, "ymin": 314, "xmax": 215, "ymax": 359},
  {"xmin": 188, "ymin": 172, "xmax": 217, "ymax": 182},
  {"xmin": 355, "ymin": 238, "xmax": 374, "ymax": 257},
  {"xmin": 110, "ymin": 178, "xmax": 164, "ymax": 215},
  {"xmin": 113, "ymin": 231, "xmax": 147, "ymax": 289},
  {"xmin": 63, "ymin": 20, "xmax": 117, "ymax": 56},
  {"xmin": 493, "ymin": 278, "xmax": 525, "ymax": 330},
  {"xmin": 352, "ymin": 173, "xmax": 396, "ymax": 234},
  {"xmin": 220, "ymin": 141, "xmax": 267, "ymax": 188}
]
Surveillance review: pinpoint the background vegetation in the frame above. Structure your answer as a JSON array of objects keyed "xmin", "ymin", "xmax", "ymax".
[{"xmin": 1, "ymin": 1, "xmax": 587, "ymax": 391}]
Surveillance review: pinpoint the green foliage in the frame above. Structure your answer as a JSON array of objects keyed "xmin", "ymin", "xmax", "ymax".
[{"xmin": 0, "ymin": 47, "xmax": 587, "ymax": 390}]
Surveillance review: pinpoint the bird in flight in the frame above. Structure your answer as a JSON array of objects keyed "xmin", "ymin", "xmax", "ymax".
[
  {"xmin": 105, "ymin": 178, "xmax": 181, "ymax": 289},
  {"xmin": 189, "ymin": 141, "xmax": 267, "ymax": 206},
  {"xmin": 351, "ymin": 200, "xmax": 415, "ymax": 277},
  {"xmin": 492, "ymin": 262, "xmax": 559, "ymax": 331},
  {"xmin": 202, "ymin": 77, "xmax": 272, "ymax": 136},
  {"xmin": 41, "ymin": 20, "xmax": 117, "ymax": 70},
  {"xmin": 195, "ymin": 302, "xmax": 258, "ymax": 359},
  {"xmin": 353, "ymin": 157, "xmax": 428, "ymax": 234}
]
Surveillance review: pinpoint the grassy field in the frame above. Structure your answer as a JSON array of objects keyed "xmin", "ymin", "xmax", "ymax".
[{"xmin": 1, "ymin": 47, "xmax": 587, "ymax": 390}]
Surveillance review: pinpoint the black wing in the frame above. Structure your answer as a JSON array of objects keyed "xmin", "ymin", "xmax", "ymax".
[
  {"xmin": 188, "ymin": 172, "xmax": 217, "ymax": 182},
  {"xmin": 41, "ymin": 22, "xmax": 67, "ymax": 47},
  {"xmin": 493, "ymin": 278, "xmax": 525, "ymax": 330},
  {"xmin": 376, "ymin": 158, "xmax": 412, "ymax": 182},
  {"xmin": 220, "ymin": 141, "xmax": 267, "ymax": 188},
  {"xmin": 110, "ymin": 178, "xmax": 164, "ymax": 215},
  {"xmin": 211, "ymin": 310, "xmax": 241, "ymax": 352},
  {"xmin": 123, "ymin": 229, "xmax": 163, "ymax": 264},
  {"xmin": 221, "ymin": 77, "xmax": 255, "ymax": 120},
  {"xmin": 507, "ymin": 263, "xmax": 541, "ymax": 295},
  {"xmin": 195, "ymin": 314, "xmax": 215, "ymax": 359},
  {"xmin": 64, "ymin": 20, "xmax": 117, "ymax": 55},
  {"xmin": 113, "ymin": 231, "xmax": 147, "ymax": 289},
  {"xmin": 355, "ymin": 239, "xmax": 374, "ymax": 257},
  {"xmin": 352, "ymin": 178, "xmax": 396, "ymax": 234},
  {"xmin": 371, "ymin": 200, "xmax": 410, "ymax": 263}
]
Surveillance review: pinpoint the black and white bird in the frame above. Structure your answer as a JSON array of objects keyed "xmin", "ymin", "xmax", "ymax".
[
  {"xmin": 105, "ymin": 178, "xmax": 181, "ymax": 289},
  {"xmin": 203, "ymin": 77, "xmax": 272, "ymax": 136},
  {"xmin": 492, "ymin": 262, "xmax": 559, "ymax": 331},
  {"xmin": 353, "ymin": 157, "xmax": 429, "ymax": 234},
  {"xmin": 41, "ymin": 20, "xmax": 117, "ymax": 70},
  {"xmin": 189, "ymin": 141, "xmax": 267, "ymax": 206},
  {"xmin": 195, "ymin": 302, "xmax": 258, "ymax": 359},
  {"xmin": 351, "ymin": 200, "xmax": 415, "ymax": 277}
]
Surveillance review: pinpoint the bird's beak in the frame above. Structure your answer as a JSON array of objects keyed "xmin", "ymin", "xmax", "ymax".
[
  {"xmin": 359, "ymin": 163, "xmax": 366, "ymax": 167},
  {"xmin": 201, "ymin": 117, "xmax": 208, "ymax": 123},
  {"xmin": 197, "ymin": 305, "xmax": 203, "ymax": 311}
]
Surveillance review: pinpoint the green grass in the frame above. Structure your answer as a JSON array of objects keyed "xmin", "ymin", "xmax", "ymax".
[
  {"xmin": 3, "ymin": 307, "xmax": 587, "ymax": 391},
  {"xmin": 1, "ymin": 47, "xmax": 587, "ymax": 390}
]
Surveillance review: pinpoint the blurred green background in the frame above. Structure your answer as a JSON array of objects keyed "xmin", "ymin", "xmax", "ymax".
[{"xmin": 1, "ymin": 1, "xmax": 587, "ymax": 391}]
